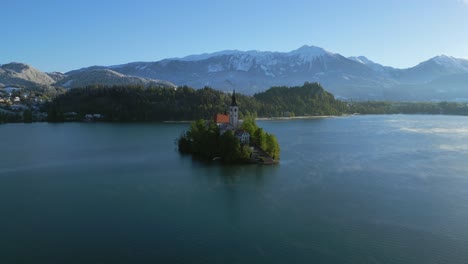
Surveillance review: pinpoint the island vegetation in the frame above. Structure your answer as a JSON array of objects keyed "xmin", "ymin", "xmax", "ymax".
[
  {"xmin": 178, "ymin": 115, "xmax": 280, "ymax": 164},
  {"xmin": 178, "ymin": 89, "xmax": 280, "ymax": 164}
]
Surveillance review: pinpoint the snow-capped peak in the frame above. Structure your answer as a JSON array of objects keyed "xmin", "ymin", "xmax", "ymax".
[
  {"xmin": 432, "ymin": 55, "xmax": 458, "ymax": 65},
  {"xmin": 349, "ymin": 56, "xmax": 374, "ymax": 65},
  {"xmin": 176, "ymin": 50, "xmax": 244, "ymax": 61},
  {"xmin": 171, "ymin": 45, "xmax": 332, "ymax": 63},
  {"xmin": 429, "ymin": 55, "xmax": 468, "ymax": 71},
  {"xmin": 288, "ymin": 45, "xmax": 330, "ymax": 61}
]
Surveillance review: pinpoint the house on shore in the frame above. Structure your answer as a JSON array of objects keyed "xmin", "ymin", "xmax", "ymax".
[{"xmin": 234, "ymin": 129, "xmax": 250, "ymax": 145}]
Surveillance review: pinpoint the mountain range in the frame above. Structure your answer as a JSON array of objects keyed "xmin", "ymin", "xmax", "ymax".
[
  {"xmin": 2, "ymin": 45, "xmax": 468, "ymax": 101},
  {"xmin": 0, "ymin": 63, "xmax": 176, "ymax": 90}
]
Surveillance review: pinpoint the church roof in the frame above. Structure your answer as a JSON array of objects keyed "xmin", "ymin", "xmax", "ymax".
[{"xmin": 214, "ymin": 114, "xmax": 229, "ymax": 124}]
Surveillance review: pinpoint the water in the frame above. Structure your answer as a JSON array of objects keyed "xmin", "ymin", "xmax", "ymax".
[{"xmin": 1, "ymin": 115, "xmax": 468, "ymax": 263}]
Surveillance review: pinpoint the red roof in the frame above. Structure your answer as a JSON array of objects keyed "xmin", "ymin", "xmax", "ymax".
[{"xmin": 214, "ymin": 114, "xmax": 230, "ymax": 124}]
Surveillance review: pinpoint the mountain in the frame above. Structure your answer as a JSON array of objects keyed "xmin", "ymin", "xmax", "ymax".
[
  {"xmin": 391, "ymin": 55, "xmax": 468, "ymax": 84},
  {"xmin": 56, "ymin": 69, "xmax": 176, "ymax": 89},
  {"xmin": 3, "ymin": 46, "xmax": 468, "ymax": 101},
  {"xmin": 348, "ymin": 56, "xmax": 395, "ymax": 75},
  {"xmin": 46, "ymin": 72, "xmax": 67, "ymax": 82},
  {"xmin": 70, "ymin": 45, "xmax": 396, "ymax": 99},
  {"xmin": 0, "ymin": 63, "xmax": 176, "ymax": 90},
  {"xmin": 0, "ymin": 63, "xmax": 55, "ymax": 88},
  {"xmin": 71, "ymin": 45, "xmax": 468, "ymax": 101}
]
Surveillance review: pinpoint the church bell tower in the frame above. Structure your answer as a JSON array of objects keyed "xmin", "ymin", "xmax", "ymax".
[{"xmin": 229, "ymin": 90, "xmax": 239, "ymax": 127}]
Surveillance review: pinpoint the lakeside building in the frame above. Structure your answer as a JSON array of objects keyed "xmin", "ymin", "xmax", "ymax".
[{"xmin": 214, "ymin": 90, "xmax": 250, "ymax": 145}]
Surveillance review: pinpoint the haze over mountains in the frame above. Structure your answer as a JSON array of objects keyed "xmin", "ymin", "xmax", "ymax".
[{"xmin": 2, "ymin": 45, "xmax": 468, "ymax": 101}]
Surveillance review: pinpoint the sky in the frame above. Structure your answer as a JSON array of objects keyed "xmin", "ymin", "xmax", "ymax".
[{"xmin": 2, "ymin": 0, "xmax": 468, "ymax": 72}]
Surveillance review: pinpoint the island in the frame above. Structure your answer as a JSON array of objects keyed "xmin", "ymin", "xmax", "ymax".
[{"xmin": 177, "ymin": 90, "xmax": 280, "ymax": 164}]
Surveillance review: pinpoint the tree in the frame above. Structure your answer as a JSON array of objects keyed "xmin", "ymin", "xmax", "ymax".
[
  {"xmin": 241, "ymin": 114, "xmax": 258, "ymax": 136},
  {"xmin": 265, "ymin": 133, "xmax": 280, "ymax": 160},
  {"xmin": 219, "ymin": 130, "xmax": 242, "ymax": 162},
  {"xmin": 253, "ymin": 127, "xmax": 267, "ymax": 150},
  {"xmin": 240, "ymin": 145, "xmax": 252, "ymax": 160},
  {"xmin": 177, "ymin": 132, "xmax": 191, "ymax": 154},
  {"xmin": 23, "ymin": 110, "xmax": 33, "ymax": 123}
]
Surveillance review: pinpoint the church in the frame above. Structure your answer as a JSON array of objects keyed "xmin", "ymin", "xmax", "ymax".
[{"xmin": 214, "ymin": 90, "xmax": 250, "ymax": 145}]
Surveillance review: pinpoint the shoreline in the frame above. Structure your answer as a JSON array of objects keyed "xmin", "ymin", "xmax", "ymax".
[
  {"xmin": 1, "ymin": 115, "xmax": 351, "ymax": 125},
  {"xmin": 255, "ymin": 115, "xmax": 346, "ymax": 121},
  {"xmin": 163, "ymin": 115, "xmax": 347, "ymax": 123}
]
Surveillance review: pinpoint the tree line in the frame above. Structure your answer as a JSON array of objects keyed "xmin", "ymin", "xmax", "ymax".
[
  {"xmin": 45, "ymin": 82, "xmax": 347, "ymax": 122},
  {"xmin": 348, "ymin": 101, "xmax": 468, "ymax": 115},
  {"xmin": 4, "ymin": 82, "xmax": 468, "ymax": 124}
]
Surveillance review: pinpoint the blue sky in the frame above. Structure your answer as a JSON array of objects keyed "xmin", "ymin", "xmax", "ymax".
[{"xmin": 2, "ymin": 0, "xmax": 468, "ymax": 72}]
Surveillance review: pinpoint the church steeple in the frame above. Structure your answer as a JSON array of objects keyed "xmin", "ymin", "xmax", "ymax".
[
  {"xmin": 229, "ymin": 90, "xmax": 239, "ymax": 127},
  {"xmin": 231, "ymin": 90, "xmax": 238, "ymax": 107}
]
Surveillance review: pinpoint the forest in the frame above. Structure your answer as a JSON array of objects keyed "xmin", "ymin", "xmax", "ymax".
[{"xmin": 45, "ymin": 82, "xmax": 346, "ymax": 122}]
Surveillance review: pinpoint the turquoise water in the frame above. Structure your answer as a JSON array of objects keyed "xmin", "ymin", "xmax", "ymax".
[{"xmin": 1, "ymin": 115, "xmax": 468, "ymax": 263}]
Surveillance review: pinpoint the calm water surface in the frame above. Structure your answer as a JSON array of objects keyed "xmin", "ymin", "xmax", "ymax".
[{"xmin": 1, "ymin": 115, "xmax": 468, "ymax": 263}]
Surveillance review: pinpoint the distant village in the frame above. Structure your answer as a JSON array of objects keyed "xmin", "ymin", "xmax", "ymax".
[
  {"xmin": 0, "ymin": 87, "xmax": 48, "ymax": 120},
  {"xmin": 0, "ymin": 87, "xmax": 43, "ymax": 109},
  {"xmin": 0, "ymin": 87, "xmax": 103, "ymax": 122}
]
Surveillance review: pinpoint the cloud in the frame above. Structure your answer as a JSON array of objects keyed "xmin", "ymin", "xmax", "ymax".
[{"xmin": 460, "ymin": 0, "xmax": 468, "ymax": 6}]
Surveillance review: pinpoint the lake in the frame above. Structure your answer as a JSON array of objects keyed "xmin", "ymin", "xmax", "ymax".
[{"xmin": 1, "ymin": 115, "xmax": 468, "ymax": 263}]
